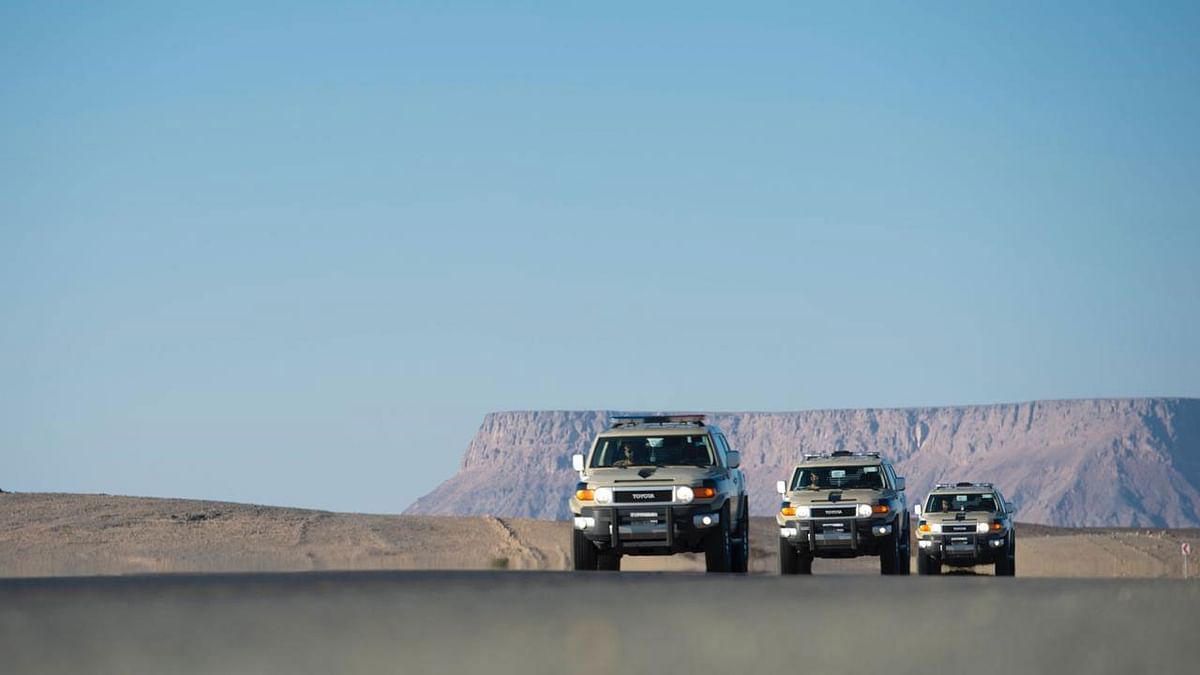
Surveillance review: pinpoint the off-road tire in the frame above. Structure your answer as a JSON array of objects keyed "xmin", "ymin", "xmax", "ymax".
[
  {"xmin": 880, "ymin": 530, "xmax": 904, "ymax": 575},
  {"xmin": 730, "ymin": 500, "xmax": 750, "ymax": 574},
  {"xmin": 917, "ymin": 550, "xmax": 941, "ymax": 575},
  {"xmin": 897, "ymin": 521, "xmax": 912, "ymax": 575},
  {"xmin": 779, "ymin": 536, "xmax": 799, "ymax": 575},
  {"xmin": 704, "ymin": 509, "xmax": 732, "ymax": 573},
  {"xmin": 572, "ymin": 529, "xmax": 599, "ymax": 571},
  {"xmin": 995, "ymin": 538, "xmax": 1016, "ymax": 577},
  {"xmin": 597, "ymin": 550, "xmax": 621, "ymax": 571}
]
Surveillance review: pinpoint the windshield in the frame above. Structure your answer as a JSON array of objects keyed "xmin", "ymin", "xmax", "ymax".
[
  {"xmin": 589, "ymin": 435, "xmax": 715, "ymax": 468},
  {"xmin": 791, "ymin": 465, "xmax": 885, "ymax": 490},
  {"xmin": 925, "ymin": 493, "xmax": 998, "ymax": 513}
]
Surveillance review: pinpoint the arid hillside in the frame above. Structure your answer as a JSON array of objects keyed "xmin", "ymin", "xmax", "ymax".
[
  {"xmin": 406, "ymin": 399, "xmax": 1200, "ymax": 527},
  {"xmin": 2, "ymin": 493, "xmax": 1197, "ymax": 578}
]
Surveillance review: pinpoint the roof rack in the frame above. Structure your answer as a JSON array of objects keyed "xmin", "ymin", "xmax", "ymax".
[
  {"xmin": 933, "ymin": 482, "xmax": 994, "ymax": 490},
  {"xmin": 610, "ymin": 414, "xmax": 706, "ymax": 429},
  {"xmin": 801, "ymin": 451, "xmax": 881, "ymax": 460}
]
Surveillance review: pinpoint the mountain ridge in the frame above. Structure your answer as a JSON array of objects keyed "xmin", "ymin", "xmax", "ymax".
[{"xmin": 406, "ymin": 398, "xmax": 1200, "ymax": 527}]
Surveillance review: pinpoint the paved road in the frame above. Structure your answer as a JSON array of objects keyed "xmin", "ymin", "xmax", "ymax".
[{"xmin": 2, "ymin": 571, "xmax": 1197, "ymax": 674}]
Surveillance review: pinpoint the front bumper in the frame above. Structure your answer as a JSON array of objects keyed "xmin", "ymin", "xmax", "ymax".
[
  {"xmin": 778, "ymin": 517, "xmax": 896, "ymax": 557},
  {"xmin": 917, "ymin": 533, "xmax": 1008, "ymax": 565},
  {"xmin": 575, "ymin": 504, "xmax": 723, "ymax": 555}
]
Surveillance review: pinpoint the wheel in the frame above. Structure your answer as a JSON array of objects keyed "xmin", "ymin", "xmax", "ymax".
[
  {"xmin": 880, "ymin": 530, "xmax": 903, "ymax": 575},
  {"xmin": 730, "ymin": 500, "xmax": 750, "ymax": 573},
  {"xmin": 897, "ymin": 521, "xmax": 912, "ymax": 575},
  {"xmin": 704, "ymin": 509, "xmax": 732, "ymax": 573},
  {"xmin": 995, "ymin": 537, "xmax": 1016, "ymax": 577},
  {"xmin": 779, "ymin": 536, "xmax": 799, "ymax": 575},
  {"xmin": 917, "ymin": 550, "xmax": 941, "ymax": 575},
  {"xmin": 572, "ymin": 528, "xmax": 599, "ymax": 571},
  {"xmin": 597, "ymin": 550, "xmax": 621, "ymax": 571}
]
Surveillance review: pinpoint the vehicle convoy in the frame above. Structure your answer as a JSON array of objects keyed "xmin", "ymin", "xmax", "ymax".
[
  {"xmin": 568, "ymin": 415, "xmax": 750, "ymax": 573},
  {"xmin": 914, "ymin": 482, "xmax": 1017, "ymax": 576},
  {"xmin": 776, "ymin": 451, "xmax": 910, "ymax": 575}
]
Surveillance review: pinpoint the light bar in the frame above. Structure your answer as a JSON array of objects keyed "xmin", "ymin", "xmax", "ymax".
[{"xmin": 610, "ymin": 414, "xmax": 706, "ymax": 427}]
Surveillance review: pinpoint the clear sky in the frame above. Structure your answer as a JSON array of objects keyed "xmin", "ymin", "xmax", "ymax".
[{"xmin": 3, "ymin": 1, "xmax": 1198, "ymax": 513}]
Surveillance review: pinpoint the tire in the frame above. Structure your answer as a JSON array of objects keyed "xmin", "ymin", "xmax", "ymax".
[
  {"xmin": 996, "ymin": 537, "xmax": 1016, "ymax": 577},
  {"xmin": 597, "ymin": 550, "xmax": 621, "ymax": 571},
  {"xmin": 917, "ymin": 550, "xmax": 941, "ymax": 576},
  {"xmin": 572, "ymin": 528, "xmax": 599, "ymax": 571},
  {"xmin": 704, "ymin": 509, "xmax": 732, "ymax": 573},
  {"xmin": 880, "ymin": 531, "xmax": 901, "ymax": 575},
  {"xmin": 730, "ymin": 500, "xmax": 750, "ymax": 574},
  {"xmin": 897, "ymin": 521, "xmax": 912, "ymax": 575},
  {"xmin": 779, "ymin": 536, "xmax": 799, "ymax": 575}
]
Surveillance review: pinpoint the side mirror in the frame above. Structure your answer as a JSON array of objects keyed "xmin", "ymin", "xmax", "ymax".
[
  {"xmin": 895, "ymin": 477, "xmax": 906, "ymax": 491},
  {"xmin": 726, "ymin": 451, "xmax": 741, "ymax": 469},
  {"xmin": 572, "ymin": 454, "xmax": 585, "ymax": 473},
  {"xmin": 1006, "ymin": 501, "xmax": 1018, "ymax": 514},
  {"xmin": 913, "ymin": 504, "xmax": 922, "ymax": 517},
  {"xmin": 776, "ymin": 480, "xmax": 787, "ymax": 495}
]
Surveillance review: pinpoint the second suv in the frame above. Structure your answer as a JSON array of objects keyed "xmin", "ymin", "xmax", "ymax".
[
  {"xmin": 776, "ymin": 451, "xmax": 910, "ymax": 575},
  {"xmin": 568, "ymin": 415, "xmax": 750, "ymax": 573},
  {"xmin": 914, "ymin": 482, "xmax": 1017, "ymax": 576}
]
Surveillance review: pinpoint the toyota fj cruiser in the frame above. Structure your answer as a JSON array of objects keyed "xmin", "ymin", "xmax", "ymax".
[
  {"xmin": 775, "ymin": 451, "xmax": 910, "ymax": 575},
  {"xmin": 569, "ymin": 415, "xmax": 750, "ymax": 573},
  {"xmin": 914, "ymin": 482, "xmax": 1017, "ymax": 576}
]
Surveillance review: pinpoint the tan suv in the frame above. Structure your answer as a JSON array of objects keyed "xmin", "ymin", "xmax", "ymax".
[
  {"xmin": 914, "ymin": 482, "xmax": 1017, "ymax": 576},
  {"xmin": 568, "ymin": 415, "xmax": 750, "ymax": 573},
  {"xmin": 775, "ymin": 451, "xmax": 910, "ymax": 575}
]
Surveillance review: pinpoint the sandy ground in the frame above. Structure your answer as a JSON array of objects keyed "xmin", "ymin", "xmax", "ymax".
[{"xmin": 2, "ymin": 492, "xmax": 1198, "ymax": 578}]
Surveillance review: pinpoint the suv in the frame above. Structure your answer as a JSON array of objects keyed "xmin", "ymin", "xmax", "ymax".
[
  {"xmin": 775, "ymin": 451, "xmax": 910, "ymax": 575},
  {"xmin": 568, "ymin": 415, "xmax": 750, "ymax": 573},
  {"xmin": 914, "ymin": 482, "xmax": 1017, "ymax": 576}
]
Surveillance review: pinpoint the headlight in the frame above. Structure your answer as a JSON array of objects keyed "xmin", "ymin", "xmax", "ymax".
[
  {"xmin": 797, "ymin": 505, "xmax": 811, "ymax": 519},
  {"xmin": 930, "ymin": 523, "xmax": 943, "ymax": 534},
  {"xmin": 856, "ymin": 504, "xmax": 872, "ymax": 518},
  {"xmin": 675, "ymin": 485, "xmax": 694, "ymax": 503},
  {"xmin": 976, "ymin": 522, "xmax": 989, "ymax": 534},
  {"xmin": 594, "ymin": 487, "xmax": 613, "ymax": 505}
]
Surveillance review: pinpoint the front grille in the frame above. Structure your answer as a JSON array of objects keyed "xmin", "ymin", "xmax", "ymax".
[
  {"xmin": 614, "ymin": 489, "xmax": 674, "ymax": 504},
  {"xmin": 616, "ymin": 507, "xmax": 669, "ymax": 526},
  {"xmin": 811, "ymin": 505, "xmax": 858, "ymax": 518}
]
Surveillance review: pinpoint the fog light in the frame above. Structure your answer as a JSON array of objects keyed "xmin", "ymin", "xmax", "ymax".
[
  {"xmin": 872, "ymin": 525, "xmax": 892, "ymax": 536},
  {"xmin": 989, "ymin": 538, "xmax": 1006, "ymax": 548},
  {"xmin": 702, "ymin": 515, "xmax": 712, "ymax": 525},
  {"xmin": 780, "ymin": 527, "xmax": 798, "ymax": 538},
  {"xmin": 573, "ymin": 517, "xmax": 595, "ymax": 530},
  {"xmin": 918, "ymin": 540, "xmax": 933, "ymax": 548},
  {"xmin": 693, "ymin": 513, "xmax": 720, "ymax": 528}
]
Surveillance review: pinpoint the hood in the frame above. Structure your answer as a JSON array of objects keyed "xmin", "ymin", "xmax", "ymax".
[
  {"xmin": 584, "ymin": 466, "xmax": 722, "ymax": 486},
  {"xmin": 785, "ymin": 488, "xmax": 884, "ymax": 506}
]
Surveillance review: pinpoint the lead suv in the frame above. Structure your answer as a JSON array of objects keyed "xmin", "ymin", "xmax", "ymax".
[
  {"xmin": 776, "ymin": 451, "xmax": 910, "ymax": 575},
  {"xmin": 914, "ymin": 482, "xmax": 1017, "ymax": 576},
  {"xmin": 569, "ymin": 415, "xmax": 750, "ymax": 573}
]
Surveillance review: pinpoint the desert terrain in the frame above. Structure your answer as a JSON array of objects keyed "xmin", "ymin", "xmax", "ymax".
[{"xmin": 3, "ymin": 492, "xmax": 1197, "ymax": 578}]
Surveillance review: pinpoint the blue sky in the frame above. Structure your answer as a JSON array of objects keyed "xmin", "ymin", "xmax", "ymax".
[{"xmin": 3, "ymin": 1, "xmax": 1198, "ymax": 513}]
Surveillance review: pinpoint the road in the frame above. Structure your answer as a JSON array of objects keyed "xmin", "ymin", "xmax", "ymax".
[{"xmin": 2, "ymin": 570, "xmax": 1197, "ymax": 674}]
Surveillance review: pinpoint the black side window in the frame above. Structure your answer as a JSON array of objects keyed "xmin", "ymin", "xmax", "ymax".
[{"xmin": 713, "ymin": 435, "xmax": 730, "ymax": 465}]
